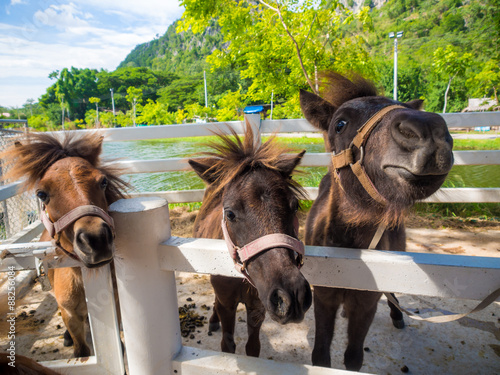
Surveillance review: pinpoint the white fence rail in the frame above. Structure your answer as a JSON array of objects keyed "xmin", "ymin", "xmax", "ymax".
[
  {"xmin": 1, "ymin": 113, "xmax": 499, "ymax": 206},
  {"xmin": 5, "ymin": 196, "xmax": 495, "ymax": 374}
]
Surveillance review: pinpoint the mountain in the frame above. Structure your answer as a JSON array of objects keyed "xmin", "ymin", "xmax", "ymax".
[
  {"xmin": 118, "ymin": 0, "xmax": 499, "ymax": 112},
  {"xmin": 118, "ymin": 20, "xmax": 224, "ymax": 77}
]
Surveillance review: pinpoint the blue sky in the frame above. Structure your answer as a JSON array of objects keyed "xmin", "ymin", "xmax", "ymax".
[{"xmin": 0, "ymin": 0, "xmax": 184, "ymax": 108}]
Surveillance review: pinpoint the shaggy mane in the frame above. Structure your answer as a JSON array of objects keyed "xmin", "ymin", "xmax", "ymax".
[
  {"xmin": 1, "ymin": 132, "xmax": 129, "ymax": 204},
  {"xmin": 196, "ymin": 125, "xmax": 306, "ymax": 203},
  {"xmin": 320, "ymin": 72, "xmax": 378, "ymax": 108}
]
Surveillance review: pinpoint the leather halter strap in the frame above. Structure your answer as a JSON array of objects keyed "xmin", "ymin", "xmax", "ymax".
[
  {"xmin": 221, "ymin": 211, "xmax": 304, "ymax": 284},
  {"xmin": 41, "ymin": 204, "xmax": 115, "ymax": 238},
  {"xmin": 331, "ymin": 105, "xmax": 405, "ymax": 205}
]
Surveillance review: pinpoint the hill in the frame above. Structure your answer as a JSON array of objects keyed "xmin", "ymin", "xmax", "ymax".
[{"xmin": 118, "ymin": 0, "xmax": 498, "ymax": 113}]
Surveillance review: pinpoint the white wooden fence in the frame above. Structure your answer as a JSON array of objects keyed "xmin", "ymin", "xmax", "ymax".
[{"xmin": 1, "ymin": 112, "xmax": 499, "ymax": 374}]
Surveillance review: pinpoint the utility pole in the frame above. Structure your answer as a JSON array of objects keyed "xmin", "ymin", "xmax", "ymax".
[
  {"xmin": 204, "ymin": 70, "xmax": 208, "ymax": 108},
  {"xmin": 389, "ymin": 31, "xmax": 403, "ymax": 101},
  {"xmin": 110, "ymin": 88, "xmax": 116, "ymax": 116},
  {"xmin": 61, "ymin": 95, "xmax": 65, "ymax": 130},
  {"xmin": 133, "ymin": 98, "xmax": 137, "ymax": 127},
  {"xmin": 270, "ymin": 90, "xmax": 274, "ymax": 120}
]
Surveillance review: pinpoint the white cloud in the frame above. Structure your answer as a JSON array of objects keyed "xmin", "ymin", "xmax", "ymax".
[
  {"xmin": 0, "ymin": 0, "xmax": 185, "ymax": 107},
  {"xmin": 72, "ymin": 0, "xmax": 182, "ymax": 25},
  {"xmin": 34, "ymin": 3, "xmax": 90, "ymax": 29}
]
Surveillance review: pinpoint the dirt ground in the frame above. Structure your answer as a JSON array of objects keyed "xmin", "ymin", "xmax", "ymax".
[{"xmin": 1, "ymin": 207, "xmax": 499, "ymax": 374}]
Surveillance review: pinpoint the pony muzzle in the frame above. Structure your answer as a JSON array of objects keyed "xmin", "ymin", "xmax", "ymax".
[{"xmin": 73, "ymin": 217, "xmax": 115, "ymax": 267}]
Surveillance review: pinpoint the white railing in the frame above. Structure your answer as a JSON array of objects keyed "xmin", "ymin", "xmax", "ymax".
[
  {"xmin": 2, "ymin": 113, "xmax": 500, "ymax": 207},
  {"xmin": 1, "ymin": 112, "xmax": 499, "ymax": 374}
]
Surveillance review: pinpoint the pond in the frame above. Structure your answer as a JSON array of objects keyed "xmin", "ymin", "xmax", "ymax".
[{"xmin": 102, "ymin": 137, "xmax": 500, "ymax": 194}]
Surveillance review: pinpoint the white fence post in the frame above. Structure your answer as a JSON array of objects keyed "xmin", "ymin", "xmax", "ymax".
[
  {"xmin": 109, "ymin": 197, "xmax": 181, "ymax": 375},
  {"xmin": 245, "ymin": 113, "xmax": 262, "ymax": 145}
]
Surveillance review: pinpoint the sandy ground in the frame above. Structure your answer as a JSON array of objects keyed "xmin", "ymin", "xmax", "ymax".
[{"xmin": 1, "ymin": 207, "xmax": 499, "ymax": 374}]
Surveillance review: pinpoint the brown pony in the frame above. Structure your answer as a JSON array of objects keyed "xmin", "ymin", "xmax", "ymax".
[
  {"xmin": 0, "ymin": 352, "xmax": 60, "ymax": 374},
  {"xmin": 300, "ymin": 73, "xmax": 454, "ymax": 371},
  {"xmin": 188, "ymin": 125, "xmax": 312, "ymax": 356},
  {"xmin": 1, "ymin": 132, "xmax": 128, "ymax": 358}
]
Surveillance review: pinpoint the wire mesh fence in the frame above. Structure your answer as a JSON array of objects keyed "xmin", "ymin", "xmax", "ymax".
[{"xmin": 0, "ymin": 128, "xmax": 39, "ymax": 241}]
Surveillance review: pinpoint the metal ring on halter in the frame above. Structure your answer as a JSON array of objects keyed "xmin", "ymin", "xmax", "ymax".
[{"xmin": 357, "ymin": 146, "xmax": 365, "ymax": 165}]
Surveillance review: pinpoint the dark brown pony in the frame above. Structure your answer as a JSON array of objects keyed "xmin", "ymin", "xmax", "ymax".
[
  {"xmin": 1, "ymin": 132, "xmax": 128, "ymax": 358},
  {"xmin": 189, "ymin": 125, "xmax": 312, "ymax": 356},
  {"xmin": 300, "ymin": 73, "xmax": 454, "ymax": 371}
]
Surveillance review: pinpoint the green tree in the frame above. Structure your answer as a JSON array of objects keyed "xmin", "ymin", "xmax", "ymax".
[
  {"xmin": 42, "ymin": 67, "xmax": 98, "ymax": 122},
  {"xmin": 432, "ymin": 45, "xmax": 472, "ymax": 113},
  {"xmin": 215, "ymin": 89, "xmax": 246, "ymax": 121},
  {"xmin": 89, "ymin": 97, "xmax": 101, "ymax": 127},
  {"xmin": 137, "ymin": 100, "xmax": 176, "ymax": 125},
  {"xmin": 179, "ymin": 0, "xmax": 374, "ymax": 108},
  {"xmin": 468, "ymin": 59, "xmax": 500, "ymax": 103}
]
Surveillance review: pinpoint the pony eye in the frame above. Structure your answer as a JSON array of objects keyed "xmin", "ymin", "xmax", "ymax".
[
  {"xmin": 225, "ymin": 210, "xmax": 236, "ymax": 222},
  {"xmin": 36, "ymin": 190, "xmax": 48, "ymax": 202},
  {"xmin": 335, "ymin": 120, "xmax": 347, "ymax": 133},
  {"xmin": 100, "ymin": 177, "xmax": 108, "ymax": 190}
]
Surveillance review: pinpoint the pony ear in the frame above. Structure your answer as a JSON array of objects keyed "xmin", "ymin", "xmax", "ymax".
[
  {"xmin": 276, "ymin": 150, "xmax": 306, "ymax": 177},
  {"xmin": 299, "ymin": 89, "xmax": 336, "ymax": 132},
  {"xmin": 188, "ymin": 159, "xmax": 217, "ymax": 184},
  {"xmin": 405, "ymin": 99, "xmax": 424, "ymax": 110}
]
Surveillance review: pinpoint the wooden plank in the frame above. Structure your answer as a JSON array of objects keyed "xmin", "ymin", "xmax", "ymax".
[
  {"xmin": 115, "ymin": 158, "xmax": 190, "ymax": 173},
  {"xmin": 173, "ymin": 346, "xmax": 362, "ymax": 375},
  {"xmin": 452, "ymin": 150, "xmax": 500, "ymax": 165},
  {"xmin": 39, "ymin": 113, "xmax": 500, "ymax": 145},
  {"xmin": 110, "ymin": 150, "xmax": 498, "ymax": 177},
  {"xmin": 82, "ymin": 266, "xmax": 125, "ymax": 375},
  {"xmin": 440, "ymin": 112, "xmax": 500, "ymax": 128},
  {"xmin": 131, "ymin": 187, "xmax": 500, "ymax": 204},
  {"xmin": 423, "ymin": 188, "xmax": 500, "ymax": 203},
  {"xmin": 159, "ymin": 236, "xmax": 500, "ymax": 301},
  {"xmin": 48, "ymin": 121, "xmax": 246, "ymax": 142},
  {"xmin": 130, "ymin": 190, "xmax": 206, "ymax": 203},
  {"xmin": 0, "ymin": 241, "xmax": 81, "ymax": 271},
  {"xmin": 0, "ymin": 181, "xmax": 22, "ymax": 201},
  {"xmin": 261, "ymin": 118, "xmax": 317, "ymax": 133},
  {"xmin": 1, "ymin": 220, "xmax": 44, "ymax": 245},
  {"xmin": 40, "ymin": 356, "xmax": 101, "ymax": 375}
]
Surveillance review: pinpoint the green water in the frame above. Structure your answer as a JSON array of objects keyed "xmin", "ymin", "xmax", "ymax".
[{"xmin": 102, "ymin": 139, "xmax": 500, "ymax": 193}]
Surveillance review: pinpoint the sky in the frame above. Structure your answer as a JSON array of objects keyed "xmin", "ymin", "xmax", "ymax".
[{"xmin": 0, "ymin": 0, "xmax": 185, "ymax": 108}]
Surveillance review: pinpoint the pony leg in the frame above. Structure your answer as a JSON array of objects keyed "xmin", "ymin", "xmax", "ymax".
[
  {"xmin": 60, "ymin": 307, "xmax": 91, "ymax": 357},
  {"xmin": 63, "ymin": 329, "xmax": 73, "ymax": 347},
  {"xmin": 209, "ymin": 296, "xmax": 221, "ymax": 332},
  {"xmin": 214, "ymin": 297, "xmax": 238, "ymax": 354},
  {"xmin": 343, "ymin": 290, "xmax": 381, "ymax": 371},
  {"xmin": 387, "ymin": 293, "xmax": 405, "ymax": 329},
  {"xmin": 244, "ymin": 297, "xmax": 265, "ymax": 357},
  {"xmin": 312, "ymin": 286, "xmax": 342, "ymax": 368}
]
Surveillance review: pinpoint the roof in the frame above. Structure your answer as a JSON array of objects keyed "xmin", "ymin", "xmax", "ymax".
[{"xmin": 243, "ymin": 105, "xmax": 265, "ymax": 114}]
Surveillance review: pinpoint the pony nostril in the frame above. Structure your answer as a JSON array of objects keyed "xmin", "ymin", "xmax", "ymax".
[
  {"xmin": 102, "ymin": 223, "xmax": 113, "ymax": 244},
  {"xmin": 75, "ymin": 231, "xmax": 89, "ymax": 253},
  {"xmin": 397, "ymin": 121, "xmax": 420, "ymax": 141},
  {"xmin": 269, "ymin": 289, "xmax": 291, "ymax": 319}
]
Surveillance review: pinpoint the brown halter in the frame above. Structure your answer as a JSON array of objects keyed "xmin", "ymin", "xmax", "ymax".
[
  {"xmin": 40, "ymin": 204, "xmax": 115, "ymax": 260},
  {"xmin": 221, "ymin": 210, "xmax": 304, "ymax": 286},
  {"xmin": 331, "ymin": 105, "xmax": 405, "ymax": 205}
]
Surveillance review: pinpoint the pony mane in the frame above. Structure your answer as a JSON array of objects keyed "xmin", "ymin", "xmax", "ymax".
[
  {"xmin": 1, "ymin": 132, "xmax": 129, "ymax": 204},
  {"xmin": 320, "ymin": 72, "xmax": 378, "ymax": 108},
  {"xmin": 196, "ymin": 125, "xmax": 306, "ymax": 203}
]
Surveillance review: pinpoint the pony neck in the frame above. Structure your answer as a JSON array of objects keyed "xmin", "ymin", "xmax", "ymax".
[{"xmin": 330, "ymin": 171, "xmax": 406, "ymax": 229}]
